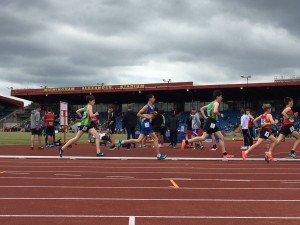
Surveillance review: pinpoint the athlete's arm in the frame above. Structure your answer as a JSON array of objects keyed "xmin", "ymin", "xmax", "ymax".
[
  {"xmin": 200, "ymin": 105, "xmax": 208, "ymax": 119},
  {"xmin": 267, "ymin": 114, "xmax": 278, "ymax": 124},
  {"xmin": 76, "ymin": 108, "xmax": 84, "ymax": 117},
  {"xmin": 213, "ymin": 102, "xmax": 223, "ymax": 118},
  {"xmin": 137, "ymin": 105, "xmax": 152, "ymax": 119},
  {"xmin": 87, "ymin": 105, "xmax": 99, "ymax": 118},
  {"xmin": 253, "ymin": 115, "xmax": 261, "ymax": 127},
  {"xmin": 282, "ymin": 107, "xmax": 292, "ymax": 121}
]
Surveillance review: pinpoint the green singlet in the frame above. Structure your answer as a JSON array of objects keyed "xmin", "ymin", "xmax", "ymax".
[
  {"xmin": 81, "ymin": 105, "xmax": 91, "ymax": 126},
  {"xmin": 207, "ymin": 101, "xmax": 218, "ymax": 120}
]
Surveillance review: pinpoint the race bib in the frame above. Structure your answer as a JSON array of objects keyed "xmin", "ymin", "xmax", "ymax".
[
  {"xmin": 49, "ymin": 122, "xmax": 53, "ymax": 126},
  {"xmin": 264, "ymin": 131, "xmax": 270, "ymax": 138},
  {"xmin": 82, "ymin": 126, "xmax": 88, "ymax": 131},
  {"xmin": 290, "ymin": 126, "xmax": 295, "ymax": 132},
  {"xmin": 210, "ymin": 123, "xmax": 216, "ymax": 129},
  {"xmin": 144, "ymin": 122, "xmax": 150, "ymax": 128}
]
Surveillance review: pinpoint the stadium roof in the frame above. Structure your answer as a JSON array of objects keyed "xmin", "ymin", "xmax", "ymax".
[
  {"xmin": 0, "ymin": 95, "xmax": 24, "ymax": 108},
  {"xmin": 10, "ymin": 81, "xmax": 300, "ymax": 105}
]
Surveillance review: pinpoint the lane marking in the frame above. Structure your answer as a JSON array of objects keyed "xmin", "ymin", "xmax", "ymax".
[
  {"xmin": 3, "ymin": 176, "xmax": 300, "ymax": 183},
  {"xmin": 54, "ymin": 174, "xmax": 81, "ymax": 177},
  {"xmin": 2, "ymin": 172, "xmax": 30, "ymax": 175},
  {"xmin": 0, "ymin": 197, "xmax": 300, "ymax": 202},
  {"xmin": 1, "ymin": 186, "xmax": 300, "ymax": 190},
  {"xmin": 128, "ymin": 216, "xmax": 135, "ymax": 225},
  {"xmin": 106, "ymin": 176, "xmax": 135, "ymax": 179},
  {"xmin": 2, "ymin": 170, "xmax": 300, "ymax": 175},
  {"xmin": 0, "ymin": 215, "xmax": 300, "ymax": 219},
  {"xmin": 170, "ymin": 180, "xmax": 179, "ymax": 188}
]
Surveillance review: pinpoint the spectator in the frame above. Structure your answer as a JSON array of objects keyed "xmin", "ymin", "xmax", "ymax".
[
  {"xmin": 122, "ymin": 104, "xmax": 138, "ymax": 149},
  {"xmin": 30, "ymin": 104, "xmax": 43, "ymax": 150},
  {"xmin": 167, "ymin": 109, "xmax": 179, "ymax": 148}
]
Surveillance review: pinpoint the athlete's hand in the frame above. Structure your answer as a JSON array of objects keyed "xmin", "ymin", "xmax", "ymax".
[
  {"xmin": 94, "ymin": 112, "xmax": 99, "ymax": 116},
  {"xmin": 143, "ymin": 114, "xmax": 152, "ymax": 119},
  {"xmin": 274, "ymin": 119, "xmax": 279, "ymax": 124}
]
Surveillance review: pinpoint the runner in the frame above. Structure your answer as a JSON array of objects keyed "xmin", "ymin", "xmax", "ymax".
[
  {"xmin": 181, "ymin": 90, "xmax": 234, "ymax": 158},
  {"xmin": 118, "ymin": 94, "xmax": 167, "ymax": 160},
  {"xmin": 58, "ymin": 95, "xmax": 104, "ymax": 157},
  {"xmin": 242, "ymin": 104, "xmax": 278, "ymax": 160},
  {"xmin": 266, "ymin": 97, "xmax": 300, "ymax": 160}
]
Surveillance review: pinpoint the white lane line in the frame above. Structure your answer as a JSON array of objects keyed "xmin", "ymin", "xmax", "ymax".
[
  {"xmin": 106, "ymin": 176, "xmax": 135, "ymax": 179},
  {"xmin": 219, "ymin": 179, "xmax": 251, "ymax": 182},
  {"xmin": 128, "ymin": 216, "xmax": 135, "ymax": 225},
  {"xmin": 2, "ymin": 172, "xmax": 30, "ymax": 175},
  {"xmin": 2, "ymin": 170, "xmax": 300, "ymax": 175},
  {"xmin": 0, "ymin": 186, "xmax": 300, "ymax": 190},
  {"xmin": 0, "ymin": 215, "xmax": 300, "ymax": 220},
  {"xmin": 0, "ymin": 197, "xmax": 300, "ymax": 202},
  {"xmin": 3, "ymin": 176, "xmax": 300, "ymax": 183},
  {"xmin": 54, "ymin": 174, "xmax": 81, "ymax": 177}
]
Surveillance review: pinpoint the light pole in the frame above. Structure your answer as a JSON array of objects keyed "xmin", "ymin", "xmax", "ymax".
[
  {"xmin": 240, "ymin": 75, "xmax": 251, "ymax": 88},
  {"xmin": 162, "ymin": 79, "xmax": 171, "ymax": 83},
  {"xmin": 241, "ymin": 75, "xmax": 251, "ymax": 108},
  {"xmin": 96, "ymin": 82, "xmax": 105, "ymax": 86}
]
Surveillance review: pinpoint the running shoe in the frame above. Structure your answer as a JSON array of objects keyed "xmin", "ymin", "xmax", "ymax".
[
  {"xmin": 58, "ymin": 148, "xmax": 64, "ymax": 158},
  {"xmin": 96, "ymin": 152, "xmax": 105, "ymax": 157},
  {"xmin": 223, "ymin": 153, "xmax": 234, "ymax": 158},
  {"xmin": 265, "ymin": 152, "xmax": 274, "ymax": 161},
  {"xmin": 210, "ymin": 147, "xmax": 217, "ymax": 151},
  {"xmin": 242, "ymin": 151, "xmax": 247, "ymax": 160},
  {"xmin": 109, "ymin": 145, "xmax": 116, "ymax": 150},
  {"xmin": 157, "ymin": 154, "xmax": 167, "ymax": 160},
  {"xmin": 117, "ymin": 140, "xmax": 123, "ymax": 150},
  {"xmin": 200, "ymin": 145, "xmax": 204, "ymax": 150},
  {"xmin": 289, "ymin": 151, "xmax": 298, "ymax": 159},
  {"xmin": 181, "ymin": 140, "xmax": 186, "ymax": 150}
]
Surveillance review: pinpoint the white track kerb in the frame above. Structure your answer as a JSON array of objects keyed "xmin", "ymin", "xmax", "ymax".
[{"xmin": 0, "ymin": 155, "xmax": 299, "ymax": 161}]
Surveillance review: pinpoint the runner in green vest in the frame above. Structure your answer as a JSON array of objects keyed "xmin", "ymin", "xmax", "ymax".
[
  {"xmin": 59, "ymin": 95, "xmax": 105, "ymax": 158},
  {"xmin": 181, "ymin": 90, "xmax": 234, "ymax": 158}
]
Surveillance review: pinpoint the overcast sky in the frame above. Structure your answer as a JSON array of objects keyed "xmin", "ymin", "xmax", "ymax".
[{"xmin": 1, "ymin": 0, "xmax": 300, "ymax": 104}]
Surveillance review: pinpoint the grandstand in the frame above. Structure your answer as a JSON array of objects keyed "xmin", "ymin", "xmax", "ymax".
[
  {"xmin": 0, "ymin": 96, "xmax": 24, "ymax": 131},
  {"xmin": 3, "ymin": 80, "xmax": 300, "ymax": 136}
]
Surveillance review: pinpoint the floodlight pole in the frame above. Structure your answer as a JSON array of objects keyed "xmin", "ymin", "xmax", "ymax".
[{"xmin": 241, "ymin": 75, "xmax": 251, "ymax": 108}]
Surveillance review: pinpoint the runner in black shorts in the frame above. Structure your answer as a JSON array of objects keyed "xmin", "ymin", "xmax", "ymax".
[
  {"xmin": 58, "ymin": 95, "xmax": 105, "ymax": 158},
  {"xmin": 268, "ymin": 97, "xmax": 300, "ymax": 159},
  {"xmin": 241, "ymin": 104, "xmax": 278, "ymax": 161},
  {"xmin": 181, "ymin": 90, "xmax": 234, "ymax": 158}
]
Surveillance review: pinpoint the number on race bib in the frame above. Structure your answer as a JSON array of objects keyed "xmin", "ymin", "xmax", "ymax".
[
  {"xmin": 264, "ymin": 131, "xmax": 269, "ymax": 138},
  {"xmin": 82, "ymin": 126, "xmax": 88, "ymax": 131},
  {"xmin": 144, "ymin": 122, "xmax": 150, "ymax": 128},
  {"xmin": 290, "ymin": 126, "xmax": 295, "ymax": 132},
  {"xmin": 210, "ymin": 123, "xmax": 216, "ymax": 129}
]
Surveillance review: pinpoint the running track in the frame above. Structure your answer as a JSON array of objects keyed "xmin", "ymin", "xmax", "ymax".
[{"xmin": 0, "ymin": 141, "xmax": 299, "ymax": 225}]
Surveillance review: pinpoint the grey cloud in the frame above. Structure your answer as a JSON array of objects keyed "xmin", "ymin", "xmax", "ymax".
[{"xmin": 1, "ymin": 0, "xmax": 300, "ymax": 100}]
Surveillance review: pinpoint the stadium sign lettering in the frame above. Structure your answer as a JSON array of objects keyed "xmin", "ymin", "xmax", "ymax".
[
  {"xmin": 81, "ymin": 86, "xmax": 112, "ymax": 91},
  {"xmin": 44, "ymin": 88, "xmax": 75, "ymax": 92},
  {"xmin": 120, "ymin": 84, "xmax": 144, "ymax": 89}
]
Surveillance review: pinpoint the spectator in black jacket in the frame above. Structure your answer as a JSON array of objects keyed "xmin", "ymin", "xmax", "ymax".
[
  {"xmin": 167, "ymin": 109, "xmax": 179, "ymax": 148},
  {"xmin": 122, "ymin": 104, "xmax": 138, "ymax": 149}
]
